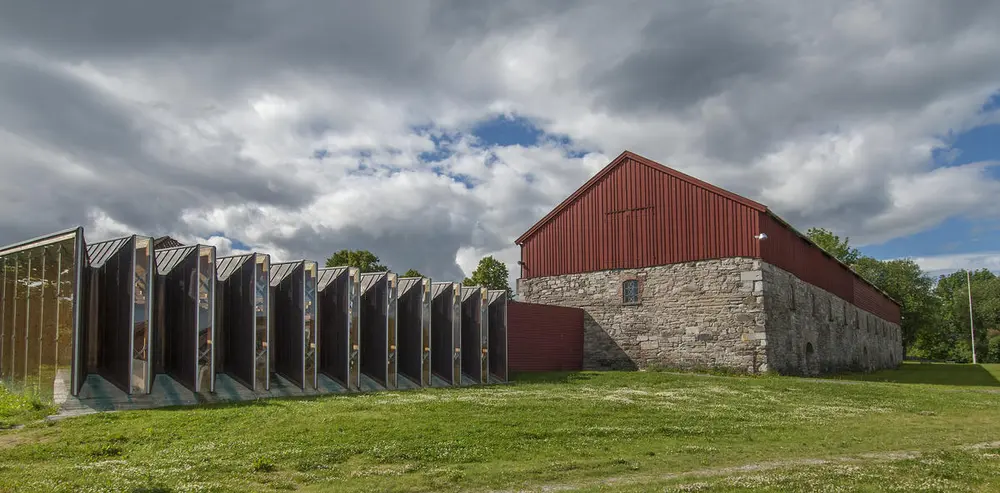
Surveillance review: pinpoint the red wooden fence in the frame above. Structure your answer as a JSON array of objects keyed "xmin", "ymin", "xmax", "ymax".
[{"xmin": 507, "ymin": 301, "xmax": 584, "ymax": 372}]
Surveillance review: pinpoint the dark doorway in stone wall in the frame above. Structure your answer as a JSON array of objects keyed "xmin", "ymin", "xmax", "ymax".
[
  {"xmin": 804, "ymin": 342, "xmax": 817, "ymax": 376},
  {"xmin": 863, "ymin": 346, "xmax": 869, "ymax": 371}
]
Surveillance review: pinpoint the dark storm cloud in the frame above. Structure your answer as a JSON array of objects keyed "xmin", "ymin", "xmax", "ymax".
[
  {"xmin": 0, "ymin": 53, "xmax": 316, "ymax": 244},
  {"xmin": 588, "ymin": 3, "xmax": 795, "ymax": 114}
]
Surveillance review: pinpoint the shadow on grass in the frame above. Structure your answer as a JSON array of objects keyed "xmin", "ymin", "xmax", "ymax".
[
  {"xmin": 510, "ymin": 371, "xmax": 597, "ymax": 384},
  {"xmin": 827, "ymin": 362, "xmax": 1000, "ymax": 387}
]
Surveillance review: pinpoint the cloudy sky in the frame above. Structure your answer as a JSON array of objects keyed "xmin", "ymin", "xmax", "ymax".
[{"xmin": 1, "ymin": 1, "xmax": 998, "ymax": 288}]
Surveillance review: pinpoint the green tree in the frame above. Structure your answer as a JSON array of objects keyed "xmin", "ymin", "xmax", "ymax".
[
  {"xmin": 401, "ymin": 269, "xmax": 424, "ymax": 278},
  {"xmin": 324, "ymin": 249, "xmax": 387, "ymax": 273},
  {"xmin": 462, "ymin": 256, "xmax": 511, "ymax": 296},
  {"xmin": 806, "ymin": 227, "xmax": 862, "ymax": 266},
  {"xmin": 929, "ymin": 269, "xmax": 1000, "ymax": 363},
  {"xmin": 853, "ymin": 257, "xmax": 937, "ymax": 356}
]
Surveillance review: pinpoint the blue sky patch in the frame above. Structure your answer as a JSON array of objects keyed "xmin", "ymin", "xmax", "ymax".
[
  {"xmin": 471, "ymin": 114, "xmax": 543, "ymax": 147},
  {"xmin": 862, "ymin": 92, "xmax": 1000, "ymax": 269}
]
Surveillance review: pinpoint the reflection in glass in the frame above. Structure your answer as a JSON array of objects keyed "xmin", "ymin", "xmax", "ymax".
[
  {"xmin": 386, "ymin": 273, "xmax": 397, "ymax": 389},
  {"xmin": 359, "ymin": 272, "xmax": 389, "ymax": 388},
  {"xmin": 0, "ymin": 228, "xmax": 83, "ymax": 401},
  {"xmin": 254, "ymin": 254, "xmax": 270, "ymax": 390},
  {"xmin": 452, "ymin": 283, "xmax": 462, "ymax": 384},
  {"xmin": 421, "ymin": 279, "xmax": 432, "ymax": 387},
  {"xmin": 1, "ymin": 257, "xmax": 8, "ymax": 381},
  {"xmin": 197, "ymin": 246, "xmax": 215, "ymax": 393},
  {"xmin": 270, "ymin": 262, "xmax": 306, "ymax": 388},
  {"xmin": 303, "ymin": 261, "xmax": 317, "ymax": 389},
  {"xmin": 38, "ymin": 247, "xmax": 57, "ymax": 399},
  {"xmin": 460, "ymin": 286, "xmax": 483, "ymax": 383},
  {"xmin": 487, "ymin": 290, "xmax": 508, "ymax": 383},
  {"xmin": 348, "ymin": 267, "xmax": 360, "ymax": 390},
  {"xmin": 480, "ymin": 287, "xmax": 489, "ymax": 385},
  {"xmin": 132, "ymin": 237, "xmax": 152, "ymax": 393},
  {"xmin": 430, "ymin": 282, "xmax": 456, "ymax": 385}
]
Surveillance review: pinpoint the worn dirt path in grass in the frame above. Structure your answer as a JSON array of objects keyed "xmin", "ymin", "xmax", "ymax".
[{"xmin": 488, "ymin": 440, "xmax": 1000, "ymax": 493}]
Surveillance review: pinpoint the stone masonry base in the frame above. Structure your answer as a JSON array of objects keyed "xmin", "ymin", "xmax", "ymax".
[{"xmin": 517, "ymin": 257, "xmax": 902, "ymax": 376}]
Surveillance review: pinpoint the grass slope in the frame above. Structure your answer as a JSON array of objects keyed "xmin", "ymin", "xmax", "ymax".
[
  {"xmin": 0, "ymin": 386, "xmax": 54, "ymax": 429},
  {"xmin": 2, "ymin": 364, "xmax": 1000, "ymax": 492}
]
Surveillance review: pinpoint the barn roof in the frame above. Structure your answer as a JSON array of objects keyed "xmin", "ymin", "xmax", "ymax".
[{"xmin": 515, "ymin": 150, "xmax": 900, "ymax": 308}]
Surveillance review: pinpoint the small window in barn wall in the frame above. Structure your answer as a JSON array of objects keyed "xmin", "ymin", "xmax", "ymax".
[{"xmin": 623, "ymin": 279, "xmax": 640, "ymax": 304}]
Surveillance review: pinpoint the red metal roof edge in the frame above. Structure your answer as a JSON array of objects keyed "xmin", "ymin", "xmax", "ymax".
[{"xmin": 515, "ymin": 150, "xmax": 766, "ymax": 245}]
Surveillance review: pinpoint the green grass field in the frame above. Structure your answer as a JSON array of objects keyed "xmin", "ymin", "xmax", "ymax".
[
  {"xmin": 3, "ymin": 363, "xmax": 1000, "ymax": 492},
  {"xmin": 0, "ymin": 386, "xmax": 54, "ymax": 430}
]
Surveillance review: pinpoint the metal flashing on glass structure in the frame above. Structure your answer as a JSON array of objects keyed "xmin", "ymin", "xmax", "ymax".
[
  {"xmin": 216, "ymin": 253, "xmax": 270, "ymax": 391},
  {"xmin": 396, "ymin": 277, "xmax": 432, "ymax": 388},
  {"xmin": 317, "ymin": 266, "xmax": 360, "ymax": 390},
  {"xmin": 430, "ymin": 282, "xmax": 462, "ymax": 386},
  {"xmin": 460, "ymin": 286, "xmax": 488, "ymax": 385},
  {"xmin": 0, "ymin": 227, "xmax": 86, "ymax": 400},
  {"xmin": 153, "ymin": 244, "xmax": 216, "ymax": 394},
  {"xmin": 487, "ymin": 290, "xmax": 508, "ymax": 383}
]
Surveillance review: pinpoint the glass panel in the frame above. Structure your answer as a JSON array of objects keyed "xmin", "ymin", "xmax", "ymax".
[
  {"xmin": 348, "ymin": 268, "xmax": 360, "ymax": 390},
  {"xmin": 0, "ymin": 257, "xmax": 14, "ymax": 382},
  {"xmin": 303, "ymin": 261, "xmax": 317, "ymax": 389},
  {"xmin": 480, "ymin": 287, "xmax": 489, "ymax": 384},
  {"xmin": 13, "ymin": 254, "xmax": 29, "ymax": 384},
  {"xmin": 254, "ymin": 254, "xmax": 269, "ymax": 390},
  {"xmin": 386, "ymin": 274, "xmax": 397, "ymax": 389},
  {"xmin": 0, "ymin": 231, "xmax": 81, "ymax": 400},
  {"xmin": 452, "ymin": 283, "xmax": 462, "ymax": 385},
  {"xmin": 37, "ymin": 247, "xmax": 59, "ymax": 401},
  {"xmin": 132, "ymin": 238, "xmax": 151, "ymax": 393},
  {"xmin": 197, "ymin": 246, "xmax": 215, "ymax": 392},
  {"xmin": 57, "ymin": 244, "xmax": 76, "ymax": 393},
  {"xmin": 421, "ymin": 279, "xmax": 432, "ymax": 386}
]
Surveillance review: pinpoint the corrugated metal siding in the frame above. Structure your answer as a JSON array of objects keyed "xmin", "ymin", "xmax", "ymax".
[
  {"xmin": 507, "ymin": 301, "xmax": 583, "ymax": 372},
  {"xmin": 759, "ymin": 213, "xmax": 901, "ymax": 324},
  {"xmin": 520, "ymin": 158, "xmax": 761, "ymax": 278}
]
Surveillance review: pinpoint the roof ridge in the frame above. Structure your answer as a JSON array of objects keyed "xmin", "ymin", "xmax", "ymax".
[{"xmin": 515, "ymin": 150, "xmax": 766, "ymax": 245}]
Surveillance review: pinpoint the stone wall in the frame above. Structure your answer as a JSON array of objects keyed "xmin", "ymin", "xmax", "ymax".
[
  {"xmin": 517, "ymin": 258, "xmax": 769, "ymax": 372},
  {"xmin": 761, "ymin": 262, "xmax": 902, "ymax": 375},
  {"xmin": 517, "ymin": 257, "xmax": 903, "ymax": 376}
]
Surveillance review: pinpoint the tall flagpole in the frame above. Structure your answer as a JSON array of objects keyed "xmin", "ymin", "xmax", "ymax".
[{"xmin": 968, "ymin": 269, "xmax": 977, "ymax": 364}]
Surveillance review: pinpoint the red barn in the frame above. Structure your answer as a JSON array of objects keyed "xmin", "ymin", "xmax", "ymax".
[{"xmin": 515, "ymin": 151, "xmax": 902, "ymax": 375}]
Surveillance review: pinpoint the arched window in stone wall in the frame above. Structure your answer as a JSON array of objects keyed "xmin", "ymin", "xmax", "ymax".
[
  {"xmin": 622, "ymin": 279, "xmax": 640, "ymax": 305},
  {"xmin": 789, "ymin": 279, "xmax": 796, "ymax": 311}
]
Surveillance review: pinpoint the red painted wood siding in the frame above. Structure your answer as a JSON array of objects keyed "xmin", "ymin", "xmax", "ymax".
[
  {"xmin": 520, "ymin": 157, "xmax": 761, "ymax": 278},
  {"xmin": 759, "ymin": 213, "xmax": 901, "ymax": 323},
  {"xmin": 853, "ymin": 277, "xmax": 901, "ymax": 324},
  {"xmin": 516, "ymin": 151, "xmax": 901, "ymax": 324},
  {"xmin": 507, "ymin": 301, "xmax": 583, "ymax": 372}
]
